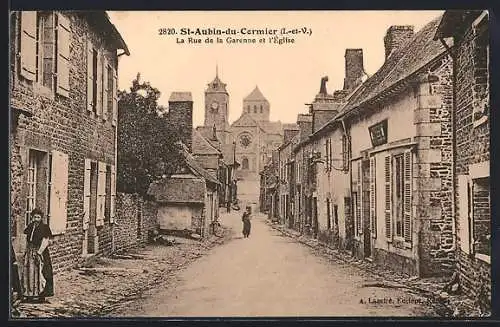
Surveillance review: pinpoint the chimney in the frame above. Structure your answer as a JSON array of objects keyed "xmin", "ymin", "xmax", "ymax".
[
  {"xmin": 384, "ymin": 25, "xmax": 414, "ymax": 59},
  {"xmin": 343, "ymin": 49, "xmax": 365, "ymax": 91},
  {"xmin": 284, "ymin": 128, "xmax": 300, "ymax": 144},
  {"xmin": 297, "ymin": 114, "xmax": 313, "ymax": 142},
  {"xmin": 168, "ymin": 92, "xmax": 193, "ymax": 152}
]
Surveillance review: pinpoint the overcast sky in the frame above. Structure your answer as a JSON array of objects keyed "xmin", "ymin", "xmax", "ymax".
[{"xmin": 108, "ymin": 11, "xmax": 444, "ymax": 127}]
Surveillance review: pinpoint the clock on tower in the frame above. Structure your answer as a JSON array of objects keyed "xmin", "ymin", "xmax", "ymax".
[{"xmin": 211, "ymin": 101, "xmax": 219, "ymax": 112}]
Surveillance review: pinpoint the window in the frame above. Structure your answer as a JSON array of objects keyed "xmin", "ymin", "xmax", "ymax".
[
  {"xmin": 26, "ymin": 150, "xmax": 47, "ymax": 225},
  {"xmin": 36, "ymin": 12, "xmax": 55, "ymax": 89},
  {"xmin": 342, "ymin": 134, "xmax": 349, "ymax": 172},
  {"xmin": 247, "ymin": 105, "xmax": 250, "ymax": 113},
  {"xmin": 105, "ymin": 165, "xmax": 111, "ymax": 221},
  {"xmin": 18, "ymin": 12, "xmax": 70, "ymax": 96},
  {"xmin": 25, "ymin": 149, "xmax": 68, "ymax": 234},
  {"xmin": 333, "ymin": 205, "xmax": 339, "ymax": 227},
  {"xmin": 394, "ymin": 155, "xmax": 404, "ymax": 237},
  {"xmin": 260, "ymin": 105, "xmax": 263, "ymax": 113},
  {"xmin": 472, "ymin": 177, "xmax": 490, "ymax": 257},
  {"xmin": 107, "ymin": 64, "xmax": 113, "ymax": 118},
  {"xmin": 385, "ymin": 151, "xmax": 412, "ymax": 244},
  {"xmin": 92, "ymin": 49, "xmax": 98, "ymax": 113},
  {"xmin": 254, "ymin": 105, "xmax": 257, "ymax": 113}
]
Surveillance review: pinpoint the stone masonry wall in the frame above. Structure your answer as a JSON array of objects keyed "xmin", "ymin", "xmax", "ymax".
[
  {"xmin": 10, "ymin": 12, "xmax": 118, "ymax": 272},
  {"xmin": 454, "ymin": 23, "xmax": 490, "ymax": 309},
  {"xmin": 414, "ymin": 55, "xmax": 454, "ymax": 277}
]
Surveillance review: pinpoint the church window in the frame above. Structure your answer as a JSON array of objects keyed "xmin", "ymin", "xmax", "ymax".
[
  {"xmin": 254, "ymin": 105, "xmax": 257, "ymax": 113},
  {"xmin": 247, "ymin": 105, "xmax": 250, "ymax": 113},
  {"xmin": 260, "ymin": 105, "xmax": 263, "ymax": 113}
]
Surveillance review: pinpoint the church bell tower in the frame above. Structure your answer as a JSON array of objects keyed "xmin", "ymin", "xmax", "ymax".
[{"xmin": 204, "ymin": 66, "xmax": 230, "ymax": 134}]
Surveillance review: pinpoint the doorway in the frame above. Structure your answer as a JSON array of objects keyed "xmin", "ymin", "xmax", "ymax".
[{"xmin": 87, "ymin": 162, "xmax": 98, "ymax": 254}]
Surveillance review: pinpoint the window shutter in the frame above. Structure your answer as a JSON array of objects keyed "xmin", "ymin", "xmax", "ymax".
[
  {"xmin": 384, "ymin": 155, "xmax": 392, "ymax": 240},
  {"xmin": 110, "ymin": 165, "xmax": 116, "ymax": 223},
  {"xmin": 96, "ymin": 52, "xmax": 102, "ymax": 117},
  {"xmin": 370, "ymin": 156, "xmax": 377, "ymax": 238},
  {"xmin": 355, "ymin": 160, "xmax": 362, "ymax": 236},
  {"xmin": 403, "ymin": 150, "xmax": 412, "ymax": 244},
  {"xmin": 96, "ymin": 161, "xmax": 106, "ymax": 226},
  {"xmin": 20, "ymin": 11, "xmax": 37, "ymax": 81},
  {"xmin": 56, "ymin": 12, "xmax": 70, "ymax": 97},
  {"xmin": 86, "ymin": 40, "xmax": 93, "ymax": 112},
  {"xmin": 112, "ymin": 68, "xmax": 118, "ymax": 126},
  {"xmin": 83, "ymin": 159, "xmax": 91, "ymax": 230},
  {"xmin": 102, "ymin": 57, "xmax": 108, "ymax": 121},
  {"xmin": 49, "ymin": 150, "xmax": 68, "ymax": 235},
  {"xmin": 458, "ymin": 175, "xmax": 471, "ymax": 254}
]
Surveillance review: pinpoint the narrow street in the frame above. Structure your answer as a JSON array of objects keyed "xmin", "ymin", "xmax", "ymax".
[{"xmin": 113, "ymin": 213, "xmax": 437, "ymax": 317}]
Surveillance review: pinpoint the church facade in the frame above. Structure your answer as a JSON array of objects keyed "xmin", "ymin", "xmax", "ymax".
[{"xmin": 197, "ymin": 73, "xmax": 296, "ymax": 191}]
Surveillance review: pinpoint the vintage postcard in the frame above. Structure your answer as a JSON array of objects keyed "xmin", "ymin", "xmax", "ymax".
[{"xmin": 9, "ymin": 10, "xmax": 492, "ymax": 319}]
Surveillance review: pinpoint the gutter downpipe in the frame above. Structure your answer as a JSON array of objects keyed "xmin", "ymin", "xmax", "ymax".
[{"xmin": 439, "ymin": 37, "xmax": 457, "ymax": 256}]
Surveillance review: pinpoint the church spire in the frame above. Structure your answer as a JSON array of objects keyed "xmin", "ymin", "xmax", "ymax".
[{"xmin": 216, "ymin": 63, "xmax": 219, "ymax": 78}]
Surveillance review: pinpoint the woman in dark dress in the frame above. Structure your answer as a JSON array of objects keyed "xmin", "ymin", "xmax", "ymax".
[
  {"xmin": 22, "ymin": 208, "xmax": 54, "ymax": 303},
  {"xmin": 242, "ymin": 205, "xmax": 252, "ymax": 238}
]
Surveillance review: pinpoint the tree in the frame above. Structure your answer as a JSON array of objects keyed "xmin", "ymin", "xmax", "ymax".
[{"xmin": 117, "ymin": 73, "xmax": 182, "ymax": 195}]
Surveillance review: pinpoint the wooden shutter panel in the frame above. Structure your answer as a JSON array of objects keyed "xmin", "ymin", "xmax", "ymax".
[
  {"xmin": 102, "ymin": 57, "xmax": 108, "ymax": 121},
  {"xmin": 403, "ymin": 150, "xmax": 412, "ymax": 244},
  {"xmin": 56, "ymin": 12, "xmax": 70, "ymax": 97},
  {"xmin": 370, "ymin": 156, "xmax": 376, "ymax": 238},
  {"xmin": 110, "ymin": 165, "xmax": 116, "ymax": 223},
  {"xmin": 356, "ymin": 161, "xmax": 362, "ymax": 236},
  {"xmin": 384, "ymin": 155, "xmax": 392, "ymax": 240},
  {"xmin": 83, "ymin": 159, "xmax": 91, "ymax": 230},
  {"xmin": 96, "ymin": 52, "xmax": 102, "ymax": 117},
  {"xmin": 112, "ymin": 68, "xmax": 118, "ymax": 126},
  {"xmin": 49, "ymin": 150, "xmax": 69, "ymax": 235},
  {"xmin": 20, "ymin": 11, "xmax": 37, "ymax": 81},
  {"xmin": 458, "ymin": 175, "xmax": 471, "ymax": 254},
  {"xmin": 96, "ymin": 161, "xmax": 106, "ymax": 226},
  {"xmin": 86, "ymin": 40, "xmax": 93, "ymax": 112}
]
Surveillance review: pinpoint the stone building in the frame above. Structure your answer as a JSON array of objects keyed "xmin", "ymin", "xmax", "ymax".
[
  {"xmin": 148, "ymin": 92, "xmax": 221, "ymax": 238},
  {"xmin": 197, "ymin": 72, "xmax": 296, "ymax": 206},
  {"xmin": 434, "ymin": 10, "xmax": 490, "ymax": 312},
  {"xmin": 274, "ymin": 16, "xmax": 457, "ymax": 277},
  {"xmin": 9, "ymin": 11, "xmax": 129, "ymax": 271}
]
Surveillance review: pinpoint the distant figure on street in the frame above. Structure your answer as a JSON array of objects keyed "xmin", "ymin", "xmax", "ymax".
[
  {"xmin": 21, "ymin": 208, "xmax": 54, "ymax": 303},
  {"xmin": 226, "ymin": 201, "xmax": 231, "ymax": 213},
  {"xmin": 242, "ymin": 205, "xmax": 252, "ymax": 238}
]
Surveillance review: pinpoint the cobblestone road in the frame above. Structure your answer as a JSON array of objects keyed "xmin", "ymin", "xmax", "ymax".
[{"xmin": 113, "ymin": 213, "xmax": 438, "ymax": 317}]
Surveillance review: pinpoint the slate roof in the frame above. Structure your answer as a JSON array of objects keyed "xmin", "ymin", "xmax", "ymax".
[
  {"xmin": 192, "ymin": 129, "xmax": 221, "ymax": 156},
  {"xmin": 340, "ymin": 15, "xmax": 447, "ymax": 116},
  {"xmin": 180, "ymin": 144, "xmax": 220, "ymax": 185},
  {"xmin": 244, "ymin": 86, "xmax": 268, "ymax": 101},
  {"xmin": 259, "ymin": 121, "xmax": 283, "ymax": 135},
  {"xmin": 148, "ymin": 176, "xmax": 206, "ymax": 204}
]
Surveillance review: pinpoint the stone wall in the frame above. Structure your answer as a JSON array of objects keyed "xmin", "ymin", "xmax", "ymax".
[
  {"xmin": 10, "ymin": 12, "xmax": 119, "ymax": 272},
  {"xmin": 415, "ymin": 55, "xmax": 455, "ymax": 277},
  {"xmin": 453, "ymin": 20, "xmax": 490, "ymax": 307},
  {"xmin": 114, "ymin": 193, "xmax": 158, "ymax": 253}
]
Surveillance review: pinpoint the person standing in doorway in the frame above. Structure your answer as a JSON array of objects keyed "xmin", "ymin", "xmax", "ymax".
[
  {"xmin": 242, "ymin": 205, "xmax": 252, "ymax": 238},
  {"xmin": 21, "ymin": 208, "xmax": 54, "ymax": 303}
]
